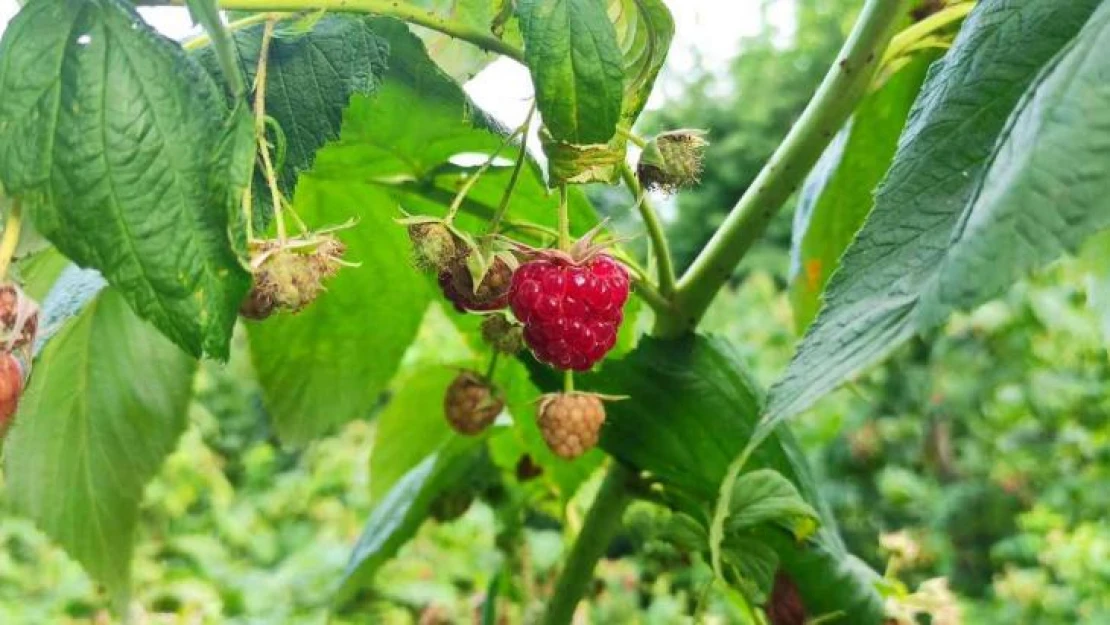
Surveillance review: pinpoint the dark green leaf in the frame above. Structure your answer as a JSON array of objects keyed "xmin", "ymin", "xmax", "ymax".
[
  {"xmin": 0, "ymin": 0, "xmax": 250, "ymax": 359},
  {"xmin": 194, "ymin": 14, "xmax": 390, "ymax": 225},
  {"xmin": 768, "ymin": 0, "xmax": 1104, "ymax": 424},
  {"xmin": 789, "ymin": 54, "xmax": 933, "ymax": 331},
  {"xmin": 518, "ymin": 0, "xmax": 625, "ymax": 144},
  {"xmin": 545, "ymin": 335, "xmax": 886, "ymax": 623},
  {"xmin": 725, "ymin": 469, "xmax": 819, "ymax": 539},
  {"xmin": 3, "ymin": 287, "xmax": 196, "ymax": 604}
]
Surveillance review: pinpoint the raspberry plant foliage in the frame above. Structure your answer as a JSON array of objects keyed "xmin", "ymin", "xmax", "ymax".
[{"xmin": 0, "ymin": 0, "xmax": 1108, "ymax": 623}]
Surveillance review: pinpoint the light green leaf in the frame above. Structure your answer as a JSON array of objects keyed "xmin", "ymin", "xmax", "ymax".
[
  {"xmin": 405, "ymin": 0, "xmax": 520, "ymax": 81},
  {"xmin": 767, "ymin": 0, "xmax": 1105, "ymax": 424},
  {"xmin": 2, "ymin": 287, "xmax": 196, "ymax": 605},
  {"xmin": 726, "ymin": 469, "xmax": 820, "ymax": 540},
  {"xmin": 1082, "ymin": 230, "xmax": 1110, "ymax": 350},
  {"xmin": 0, "ymin": 0, "xmax": 250, "ymax": 359},
  {"xmin": 789, "ymin": 54, "xmax": 933, "ymax": 331},
  {"xmin": 518, "ymin": 0, "xmax": 626, "ymax": 144},
  {"xmin": 608, "ymin": 0, "xmax": 674, "ymax": 126},
  {"xmin": 246, "ymin": 177, "xmax": 434, "ymax": 444}
]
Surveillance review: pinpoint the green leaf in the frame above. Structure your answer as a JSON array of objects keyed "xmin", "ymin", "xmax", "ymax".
[
  {"xmin": 246, "ymin": 177, "xmax": 434, "ymax": 444},
  {"xmin": 338, "ymin": 439, "xmax": 484, "ymax": 600},
  {"xmin": 608, "ymin": 0, "xmax": 674, "ymax": 126},
  {"xmin": 405, "ymin": 0, "xmax": 520, "ymax": 81},
  {"xmin": 725, "ymin": 469, "xmax": 820, "ymax": 540},
  {"xmin": 720, "ymin": 535, "xmax": 779, "ymax": 605},
  {"xmin": 540, "ymin": 335, "xmax": 886, "ymax": 623},
  {"xmin": 17, "ymin": 247, "xmax": 69, "ymax": 303},
  {"xmin": 518, "ymin": 0, "xmax": 626, "ymax": 144},
  {"xmin": 2, "ymin": 287, "xmax": 196, "ymax": 605},
  {"xmin": 768, "ymin": 0, "xmax": 1105, "ymax": 424},
  {"xmin": 194, "ymin": 14, "xmax": 390, "ymax": 225},
  {"xmin": 0, "ymin": 0, "xmax": 250, "ymax": 359},
  {"xmin": 789, "ymin": 54, "xmax": 933, "ymax": 331},
  {"xmin": 370, "ymin": 366, "xmax": 475, "ymax": 504},
  {"xmin": 1082, "ymin": 230, "xmax": 1110, "ymax": 350}
]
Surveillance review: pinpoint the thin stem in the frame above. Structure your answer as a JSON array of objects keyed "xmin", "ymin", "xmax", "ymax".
[
  {"xmin": 485, "ymin": 351, "xmax": 500, "ymax": 381},
  {"xmin": 191, "ymin": 7, "xmax": 248, "ymax": 97},
  {"xmin": 541, "ymin": 463, "xmax": 634, "ymax": 625},
  {"xmin": 182, "ymin": 11, "xmax": 288, "ymax": 52},
  {"xmin": 488, "ymin": 105, "xmax": 536, "ymax": 234},
  {"xmin": 563, "ymin": 370, "xmax": 574, "ymax": 393},
  {"xmin": 631, "ymin": 278, "xmax": 673, "ymax": 317},
  {"xmin": 253, "ymin": 19, "xmax": 287, "ymax": 242},
  {"xmin": 619, "ymin": 164, "xmax": 676, "ymax": 297},
  {"xmin": 141, "ymin": 0, "xmax": 524, "ymax": 61},
  {"xmin": 615, "ymin": 126, "xmax": 648, "ymax": 149},
  {"xmin": 661, "ymin": 0, "xmax": 909, "ymax": 337},
  {"xmin": 446, "ymin": 128, "xmax": 523, "ymax": 223},
  {"xmin": 882, "ymin": 1, "xmax": 973, "ymax": 65},
  {"xmin": 0, "ymin": 200, "xmax": 23, "ymax": 281},
  {"xmin": 557, "ymin": 185, "xmax": 570, "ymax": 251}
]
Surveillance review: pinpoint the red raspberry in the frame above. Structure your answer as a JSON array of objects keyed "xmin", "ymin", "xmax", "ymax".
[
  {"xmin": 509, "ymin": 254, "xmax": 629, "ymax": 371},
  {"xmin": 0, "ymin": 353, "xmax": 26, "ymax": 440}
]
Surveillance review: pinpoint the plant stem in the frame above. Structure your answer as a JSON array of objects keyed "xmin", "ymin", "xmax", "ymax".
[
  {"xmin": 182, "ymin": 11, "xmax": 289, "ymax": 52},
  {"xmin": 0, "ymin": 200, "xmax": 23, "ymax": 281},
  {"xmin": 253, "ymin": 19, "xmax": 287, "ymax": 242},
  {"xmin": 882, "ymin": 1, "xmax": 973, "ymax": 65},
  {"xmin": 563, "ymin": 370, "xmax": 574, "ymax": 393},
  {"xmin": 141, "ymin": 0, "xmax": 524, "ymax": 61},
  {"xmin": 657, "ymin": 0, "xmax": 909, "ymax": 337},
  {"xmin": 488, "ymin": 105, "xmax": 536, "ymax": 234},
  {"xmin": 485, "ymin": 351, "xmax": 500, "ymax": 381},
  {"xmin": 619, "ymin": 164, "xmax": 675, "ymax": 297},
  {"xmin": 541, "ymin": 462, "xmax": 634, "ymax": 625},
  {"xmin": 191, "ymin": 7, "xmax": 248, "ymax": 97},
  {"xmin": 446, "ymin": 127, "xmax": 523, "ymax": 223},
  {"xmin": 557, "ymin": 185, "xmax": 570, "ymax": 251}
]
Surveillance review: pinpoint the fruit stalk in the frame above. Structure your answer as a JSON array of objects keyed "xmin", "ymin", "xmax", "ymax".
[
  {"xmin": 619, "ymin": 164, "xmax": 676, "ymax": 297},
  {"xmin": 541, "ymin": 462, "xmax": 635, "ymax": 625},
  {"xmin": 253, "ymin": 19, "xmax": 289, "ymax": 243},
  {"xmin": 657, "ymin": 0, "xmax": 910, "ymax": 337},
  {"xmin": 0, "ymin": 199, "xmax": 22, "ymax": 281}
]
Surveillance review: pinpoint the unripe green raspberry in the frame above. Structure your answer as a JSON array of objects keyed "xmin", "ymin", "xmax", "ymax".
[
  {"xmin": 481, "ymin": 314, "xmax": 524, "ymax": 354},
  {"xmin": 636, "ymin": 129, "xmax": 709, "ymax": 193}
]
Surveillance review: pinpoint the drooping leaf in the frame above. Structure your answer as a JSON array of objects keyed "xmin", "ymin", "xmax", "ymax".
[
  {"xmin": 338, "ymin": 439, "xmax": 485, "ymax": 600},
  {"xmin": 0, "ymin": 0, "xmax": 250, "ymax": 359},
  {"xmin": 534, "ymin": 335, "xmax": 886, "ymax": 623},
  {"xmin": 789, "ymin": 54, "xmax": 934, "ymax": 331},
  {"xmin": 517, "ymin": 0, "xmax": 626, "ymax": 144},
  {"xmin": 193, "ymin": 14, "xmax": 390, "ymax": 227},
  {"xmin": 3, "ymin": 287, "xmax": 196, "ymax": 604},
  {"xmin": 608, "ymin": 0, "xmax": 674, "ymax": 126},
  {"xmin": 768, "ymin": 0, "xmax": 1105, "ymax": 424},
  {"xmin": 246, "ymin": 177, "xmax": 434, "ymax": 444}
]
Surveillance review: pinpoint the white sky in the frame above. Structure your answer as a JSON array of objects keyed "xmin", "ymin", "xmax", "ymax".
[{"xmin": 0, "ymin": 1, "xmax": 793, "ymax": 130}]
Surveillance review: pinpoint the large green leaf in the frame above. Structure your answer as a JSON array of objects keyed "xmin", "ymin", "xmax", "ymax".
[
  {"xmin": 0, "ymin": 0, "xmax": 250, "ymax": 359},
  {"xmin": 194, "ymin": 14, "xmax": 390, "ymax": 227},
  {"xmin": 789, "ymin": 55, "xmax": 933, "ymax": 331},
  {"xmin": 517, "ymin": 0, "xmax": 625, "ymax": 144},
  {"xmin": 246, "ymin": 177, "xmax": 434, "ymax": 444},
  {"xmin": 543, "ymin": 335, "xmax": 886, "ymax": 623},
  {"xmin": 767, "ymin": 0, "xmax": 1104, "ymax": 424},
  {"xmin": 2, "ymin": 287, "xmax": 196, "ymax": 604}
]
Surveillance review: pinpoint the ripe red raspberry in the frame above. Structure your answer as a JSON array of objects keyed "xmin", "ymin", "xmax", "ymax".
[
  {"xmin": 443, "ymin": 370, "xmax": 504, "ymax": 435},
  {"xmin": 439, "ymin": 256, "xmax": 513, "ymax": 313},
  {"xmin": 0, "ymin": 353, "xmax": 26, "ymax": 440},
  {"xmin": 509, "ymin": 254, "xmax": 629, "ymax": 371},
  {"xmin": 536, "ymin": 392, "xmax": 606, "ymax": 459}
]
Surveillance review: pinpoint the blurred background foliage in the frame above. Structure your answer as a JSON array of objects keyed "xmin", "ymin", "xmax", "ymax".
[{"xmin": 2, "ymin": 0, "xmax": 1109, "ymax": 623}]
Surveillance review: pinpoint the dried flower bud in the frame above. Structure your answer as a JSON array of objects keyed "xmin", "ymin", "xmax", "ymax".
[
  {"xmin": 408, "ymin": 221, "xmax": 459, "ymax": 273},
  {"xmin": 481, "ymin": 313, "xmax": 524, "ymax": 354},
  {"xmin": 240, "ymin": 235, "xmax": 346, "ymax": 320},
  {"xmin": 636, "ymin": 129, "xmax": 709, "ymax": 193}
]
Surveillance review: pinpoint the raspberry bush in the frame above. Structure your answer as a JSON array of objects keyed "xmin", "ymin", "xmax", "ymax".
[{"xmin": 1, "ymin": 0, "xmax": 1108, "ymax": 623}]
